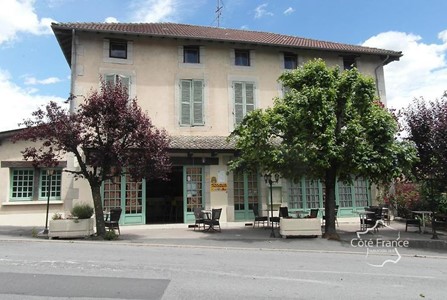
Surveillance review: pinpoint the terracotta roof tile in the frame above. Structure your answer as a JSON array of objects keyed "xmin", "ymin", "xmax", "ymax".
[
  {"xmin": 51, "ymin": 22, "xmax": 402, "ymax": 58},
  {"xmin": 169, "ymin": 136, "xmax": 234, "ymax": 150}
]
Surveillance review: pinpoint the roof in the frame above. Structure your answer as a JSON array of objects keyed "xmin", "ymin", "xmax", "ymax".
[
  {"xmin": 169, "ymin": 136, "xmax": 234, "ymax": 152},
  {"xmin": 51, "ymin": 22, "xmax": 402, "ymax": 66}
]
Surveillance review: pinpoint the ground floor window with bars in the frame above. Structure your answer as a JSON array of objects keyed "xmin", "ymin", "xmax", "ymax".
[{"xmin": 10, "ymin": 168, "xmax": 62, "ymax": 201}]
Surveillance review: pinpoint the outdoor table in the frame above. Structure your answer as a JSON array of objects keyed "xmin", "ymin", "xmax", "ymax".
[{"xmin": 412, "ymin": 211, "xmax": 432, "ymax": 233}]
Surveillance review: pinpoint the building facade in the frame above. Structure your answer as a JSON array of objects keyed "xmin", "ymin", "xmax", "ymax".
[{"xmin": 0, "ymin": 23, "xmax": 401, "ymax": 226}]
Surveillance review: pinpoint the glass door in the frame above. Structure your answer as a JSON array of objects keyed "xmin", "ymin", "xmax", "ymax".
[
  {"xmin": 234, "ymin": 171, "xmax": 259, "ymax": 221},
  {"xmin": 184, "ymin": 166, "xmax": 204, "ymax": 223}
]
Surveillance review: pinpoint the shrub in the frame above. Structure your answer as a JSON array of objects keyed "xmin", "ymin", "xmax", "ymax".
[
  {"xmin": 52, "ymin": 212, "xmax": 63, "ymax": 220},
  {"xmin": 103, "ymin": 230, "xmax": 118, "ymax": 240},
  {"xmin": 71, "ymin": 203, "xmax": 94, "ymax": 219}
]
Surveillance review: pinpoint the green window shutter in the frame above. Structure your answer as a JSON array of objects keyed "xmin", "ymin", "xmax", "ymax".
[
  {"xmin": 180, "ymin": 80, "xmax": 192, "ymax": 125},
  {"xmin": 245, "ymin": 83, "xmax": 255, "ymax": 114},
  {"xmin": 234, "ymin": 82, "xmax": 244, "ymax": 124},
  {"xmin": 192, "ymin": 80, "xmax": 204, "ymax": 125}
]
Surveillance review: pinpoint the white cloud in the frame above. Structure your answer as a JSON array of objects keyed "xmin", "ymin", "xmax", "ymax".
[
  {"xmin": 363, "ymin": 30, "xmax": 447, "ymax": 111},
  {"xmin": 0, "ymin": 69, "xmax": 65, "ymax": 131},
  {"xmin": 283, "ymin": 7, "xmax": 295, "ymax": 15},
  {"xmin": 130, "ymin": 0, "xmax": 178, "ymax": 23},
  {"xmin": 105, "ymin": 17, "xmax": 119, "ymax": 23},
  {"xmin": 24, "ymin": 76, "xmax": 62, "ymax": 85},
  {"xmin": 0, "ymin": 0, "xmax": 56, "ymax": 45},
  {"xmin": 254, "ymin": 3, "xmax": 274, "ymax": 19}
]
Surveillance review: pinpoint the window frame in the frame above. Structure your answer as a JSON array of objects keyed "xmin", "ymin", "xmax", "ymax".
[
  {"xmin": 233, "ymin": 81, "xmax": 255, "ymax": 125},
  {"xmin": 10, "ymin": 169, "xmax": 35, "ymax": 201},
  {"xmin": 234, "ymin": 49, "xmax": 251, "ymax": 66},
  {"xmin": 179, "ymin": 79, "xmax": 205, "ymax": 126},
  {"xmin": 104, "ymin": 74, "xmax": 131, "ymax": 97},
  {"xmin": 109, "ymin": 40, "xmax": 128, "ymax": 59},
  {"xmin": 10, "ymin": 168, "xmax": 62, "ymax": 202},
  {"xmin": 343, "ymin": 56, "xmax": 357, "ymax": 70},
  {"xmin": 183, "ymin": 46, "xmax": 200, "ymax": 64},
  {"xmin": 284, "ymin": 52, "xmax": 298, "ymax": 69}
]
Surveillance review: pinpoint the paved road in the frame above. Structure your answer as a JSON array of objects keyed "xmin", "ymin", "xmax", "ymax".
[{"xmin": 0, "ymin": 239, "xmax": 446, "ymax": 299}]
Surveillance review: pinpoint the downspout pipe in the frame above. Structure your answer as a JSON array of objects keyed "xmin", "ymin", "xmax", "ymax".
[
  {"xmin": 70, "ymin": 28, "xmax": 76, "ymax": 113},
  {"xmin": 374, "ymin": 55, "xmax": 389, "ymax": 102}
]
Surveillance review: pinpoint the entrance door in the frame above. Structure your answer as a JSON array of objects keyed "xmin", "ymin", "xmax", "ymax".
[
  {"xmin": 102, "ymin": 175, "xmax": 145, "ymax": 225},
  {"xmin": 184, "ymin": 166, "xmax": 204, "ymax": 223},
  {"xmin": 233, "ymin": 171, "xmax": 259, "ymax": 221}
]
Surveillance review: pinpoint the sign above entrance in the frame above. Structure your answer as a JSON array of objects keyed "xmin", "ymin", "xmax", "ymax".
[{"xmin": 211, "ymin": 183, "xmax": 227, "ymax": 191}]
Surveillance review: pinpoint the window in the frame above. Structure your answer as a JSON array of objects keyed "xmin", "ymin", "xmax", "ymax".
[
  {"xmin": 183, "ymin": 46, "xmax": 200, "ymax": 63},
  {"xmin": 284, "ymin": 53, "xmax": 298, "ymax": 69},
  {"xmin": 105, "ymin": 74, "xmax": 131, "ymax": 96},
  {"xmin": 109, "ymin": 40, "xmax": 127, "ymax": 59},
  {"xmin": 10, "ymin": 169, "xmax": 62, "ymax": 201},
  {"xmin": 288, "ymin": 179, "xmax": 304, "ymax": 209},
  {"xmin": 180, "ymin": 79, "xmax": 204, "ymax": 126},
  {"xmin": 343, "ymin": 56, "xmax": 357, "ymax": 70},
  {"xmin": 235, "ymin": 49, "xmax": 250, "ymax": 66},
  {"xmin": 40, "ymin": 170, "xmax": 62, "ymax": 199},
  {"xmin": 233, "ymin": 81, "xmax": 255, "ymax": 124},
  {"xmin": 11, "ymin": 169, "xmax": 34, "ymax": 200}
]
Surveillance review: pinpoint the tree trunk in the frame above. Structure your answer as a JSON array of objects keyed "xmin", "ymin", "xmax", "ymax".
[
  {"xmin": 90, "ymin": 183, "xmax": 106, "ymax": 237},
  {"xmin": 323, "ymin": 168, "xmax": 340, "ymax": 240}
]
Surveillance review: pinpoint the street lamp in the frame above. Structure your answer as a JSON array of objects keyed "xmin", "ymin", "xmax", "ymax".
[
  {"xmin": 264, "ymin": 173, "xmax": 280, "ymax": 238},
  {"xmin": 40, "ymin": 169, "xmax": 54, "ymax": 236}
]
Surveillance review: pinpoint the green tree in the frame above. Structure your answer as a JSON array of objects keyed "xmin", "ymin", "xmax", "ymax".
[
  {"xmin": 14, "ymin": 79, "xmax": 171, "ymax": 237},
  {"xmin": 229, "ymin": 59, "xmax": 415, "ymax": 239}
]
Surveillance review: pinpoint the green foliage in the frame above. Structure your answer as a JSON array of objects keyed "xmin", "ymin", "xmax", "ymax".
[
  {"xmin": 31, "ymin": 227, "xmax": 38, "ymax": 238},
  {"xmin": 52, "ymin": 212, "xmax": 63, "ymax": 220},
  {"xmin": 103, "ymin": 230, "xmax": 118, "ymax": 240},
  {"xmin": 71, "ymin": 203, "xmax": 94, "ymax": 219},
  {"xmin": 229, "ymin": 59, "xmax": 417, "ymax": 237}
]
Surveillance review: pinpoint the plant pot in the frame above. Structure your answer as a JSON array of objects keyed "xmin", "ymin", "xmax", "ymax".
[{"xmin": 48, "ymin": 218, "xmax": 94, "ymax": 238}]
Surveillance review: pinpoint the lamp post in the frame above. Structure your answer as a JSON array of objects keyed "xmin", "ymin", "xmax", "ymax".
[
  {"xmin": 264, "ymin": 173, "xmax": 280, "ymax": 238},
  {"xmin": 41, "ymin": 169, "xmax": 54, "ymax": 236}
]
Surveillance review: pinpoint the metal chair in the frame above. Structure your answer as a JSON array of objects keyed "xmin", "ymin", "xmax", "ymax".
[
  {"xmin": 104, "ymin": 207, "xmax": 122, "ymax": 235},
  {"xmin": 193, "ymin": 207, "xmax": 205, "ymax": 231},
  {"xmin": 308, "ymin": 209, "xmax": 319, "ymax": 218},
  {"xmin": 204, "ymin": 208, "xmax": 222, "ymax": 232},
  {"xmin": 252, "ymin": 204, "xmax": 268, "ymax": 227}
]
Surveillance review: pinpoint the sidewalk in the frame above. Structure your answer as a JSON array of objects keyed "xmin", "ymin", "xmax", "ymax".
[{"xmin": 1, "ymin": 220, "xmax": 445, "ymax": 254}]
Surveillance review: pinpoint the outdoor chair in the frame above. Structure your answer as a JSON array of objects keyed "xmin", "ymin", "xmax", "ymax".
[
  {"xmin": 308, "ymin": 209, "xmax": 319, "ymax": 218},
  {"xmin": 252, "ymin": 204, "xmax": 268, "ymax": 228},
  {"xmin": 269, "ymin": 207, "xmax": 280, "ymax": 228},
  {"xmin": 105, "ymin": 207, "xmax": 122, "ymax": 235},
  {"xmin": 322, "ymin": 205, "xmax": 339, "ymax": 227},
  {"xmin": 359, "ymin": 210, "xmax": 379, "ymax": 232},
  {"xmin": 204, "ymin": 208, "xmax": 222, "ymax": 232},
  {"xmin": 193, "ymin": 207, "xmax": 205, "ymax": 231},
  {"xmin": 405, "ymin": 211, "xmax": 421, "ymax": 233},
  {"xmin": 279, "ymin": 206, "xmax": 292, "ymax": 219}
]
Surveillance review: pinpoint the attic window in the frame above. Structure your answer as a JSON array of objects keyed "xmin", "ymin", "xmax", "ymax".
[
  {"xmin": 343, "ymin": 56, "xmax": 356, "ymax": 70},
  {"xmin": 109, "ymin": 40, "xmax": 127, "ymax": 59}
]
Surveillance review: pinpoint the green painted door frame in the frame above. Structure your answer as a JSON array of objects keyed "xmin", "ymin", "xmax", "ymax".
[{"xmin": 183, "ymin": 166, "xmax": 205, "ymax": 224}]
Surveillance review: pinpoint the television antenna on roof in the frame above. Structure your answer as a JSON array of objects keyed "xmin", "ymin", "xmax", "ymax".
[{"xmin": 214, "ymin": 0, "xmax": 224, "ymax": 27}]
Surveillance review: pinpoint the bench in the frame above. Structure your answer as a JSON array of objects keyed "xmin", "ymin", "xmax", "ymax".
[{"xmin": 279, "ymin": 217, "xmax": 321, "ymax": 238}]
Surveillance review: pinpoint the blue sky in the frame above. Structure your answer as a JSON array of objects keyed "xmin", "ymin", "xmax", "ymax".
[{"xmin": 1, "ymin": 0, "xmax": 446, "ymax": 131}]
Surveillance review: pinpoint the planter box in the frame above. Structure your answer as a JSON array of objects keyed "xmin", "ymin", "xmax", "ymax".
[
  {"xmin": 279, "ymin": 217, "xmax": 321, "ymax": 238},
  {"xmin": 48, "ymin": 218, "xmax": 94, "ymax": 238}
]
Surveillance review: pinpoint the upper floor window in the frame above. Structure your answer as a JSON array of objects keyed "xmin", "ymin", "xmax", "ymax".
[
  {"xmin": 235, "ymin": 49, "xmax": 250, "ymax": 66},
  {"xmin": 10, "ymin": 169, "xmax": 62, "ymax": 201},
  {"xmin": 343, "ymin": 56, "xmax": 357, "ymax": 70},
  {"xmin": 183, "ymin": 46, "xmax": 200, "ymax": 64},
  {"xmin": 105, "ymin": 74, "xmax": 131, "ymax": 96},
  {"xmin": 180, "ymin": 79, "xmax": 204, "ymax": 126},
  {"xmin": 284, "ymin": 53, "xmax": 298, "ymax": 69},
  {"xmin": 233, "ymin": 81, "xmax": 255, "ymax": 124},
  {"xmin": 109, "ymin": 40, "xmax": 127, "ymax": 59}
]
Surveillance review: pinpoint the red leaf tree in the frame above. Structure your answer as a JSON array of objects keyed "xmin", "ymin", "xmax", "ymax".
[{"xmin": 14, "ymin": 80, "xmax": 171, "ymax": 236}]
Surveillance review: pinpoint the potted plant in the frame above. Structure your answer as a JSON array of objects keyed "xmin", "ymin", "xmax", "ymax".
[{"xmin": 48, "ymin": 203, "xmax": 95, "ymax": 238}]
